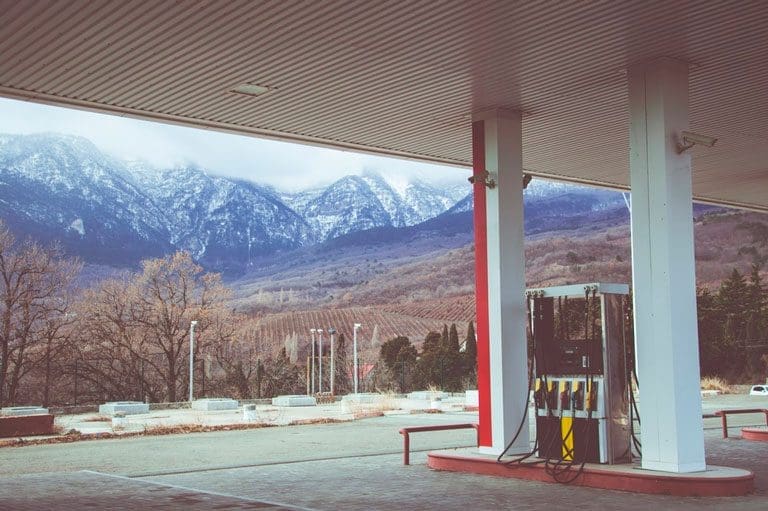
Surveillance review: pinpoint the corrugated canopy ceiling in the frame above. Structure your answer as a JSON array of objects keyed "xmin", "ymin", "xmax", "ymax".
[{"xmin": 1, "ymin": 0, "xmax": 767, "ymax": 211}]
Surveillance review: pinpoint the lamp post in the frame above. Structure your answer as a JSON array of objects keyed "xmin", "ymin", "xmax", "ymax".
[
  {"xmin": 353, "ymin": 323, "xmax": 362, "ymax": 395},
  {"xmin": 189, "ymin": 320, "xmax": 198, "ymax": 402},
  {"xmin": 317, "ymin": 329, "xmax": 324, "ymax": 393},
  {"xmin": 310, "ymin": 328, "xmax": 316, "ymax": 394},
  {"xmin": 328, "ymin": 328, "xmax": 336, "ymax": 395}
]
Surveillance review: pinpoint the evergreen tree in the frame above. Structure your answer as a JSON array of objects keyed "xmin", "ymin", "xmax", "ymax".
[
  {"xmin": 333, "ymin": 333, "xmax": 351, "ymax": 394},
  {"xmin": 380, "ymin": 336, "xmax": 413, "ymax": 370},
  {"xmin": 697, "ymin": 266, "xmax": 768, "ymax": 381},
  {"xmin": 378, "ymin": 336, "xmax": 418, "ymax": 392},
  {"xmin": 463, "ymin": 321, "xmax": 478, "ymax": 387},
  {"xmin": 441, "ymin": 324, "xmax": 450, "ymax": 349},
  {"xmin": 718, "ymin": 269, "xmax": 751, "ymax": 353},
  {"xmin": 417, "ymin": 328, "xmax": 464, "ymax": 392},
  {"xmin": 745, "ymin": 265, "xmax": 767, "ymax": 378},
  {"xmin": 449, "ymin": 324, "xmax": 460, "ymax": 351},
  {"xmin": 422, "ymin": 331, "xmax": 442, "ymax": 354},
  {"xmin": 465, "ymin": 321, "xmax": 477, "ymax": 360},
  {"xmin": 697, "ymin": 288, "xmax": 724, "ymax": 377},
  {"xmin": 255, "ymin": 359, "xmax": 264, "ymax": 398}
]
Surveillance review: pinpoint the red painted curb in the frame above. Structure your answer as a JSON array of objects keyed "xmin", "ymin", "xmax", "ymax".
[
  {"xmin": 742, "ymin": 427, "xmax": 768, "ymax": 441},
  {"xmin": 427, "ymin": 452, "xmax": 754, "ymax": 497}
]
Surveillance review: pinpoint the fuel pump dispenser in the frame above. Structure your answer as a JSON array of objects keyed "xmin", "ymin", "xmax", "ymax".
[{"xmin": 528, "ymin": 283, "xmax": 631, "ymax": 465}]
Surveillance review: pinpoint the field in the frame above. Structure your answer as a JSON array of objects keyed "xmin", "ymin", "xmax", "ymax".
[{"xmin": 241, "ymin": 306, "xmax": 471, "ymax": 360}]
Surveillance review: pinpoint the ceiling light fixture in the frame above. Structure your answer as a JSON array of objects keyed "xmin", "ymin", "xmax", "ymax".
[{"xmin": 229, "ymin": 83, "xmax": 274, "ymax": 97}]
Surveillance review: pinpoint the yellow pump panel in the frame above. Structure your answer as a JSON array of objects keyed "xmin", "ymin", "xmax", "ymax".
[{"xmin": 561, "ymin": 416, "xmax": 574, "ymax": 461}]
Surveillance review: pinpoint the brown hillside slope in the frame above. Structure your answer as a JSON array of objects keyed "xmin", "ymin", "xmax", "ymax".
[
  {"xmin": 333, "ymin": 211, "xmax": 767, "ymax": 311},
  {"xmin": 234, "ymin": 211, "xmax": 766, "ymax": 328}
]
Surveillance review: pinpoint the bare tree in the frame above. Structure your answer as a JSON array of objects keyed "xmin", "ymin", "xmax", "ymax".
[
  {"xmin": 210, "ymin": 318, "xmax": 270, "ymax": 399},
  {"xmin": 74, "ymin": 277, "xmax": 159, "ymax": 402},
  {"xmin": 0, "ymin": 223, "xmax": 80, "ymax": 406},
  {"xmin": 76, "ymin": 251, "xmax": 234, "ymax": 402}
]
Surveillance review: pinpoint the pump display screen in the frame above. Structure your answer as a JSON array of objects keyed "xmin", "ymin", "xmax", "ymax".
[{"xmin": 556, "ymin": 339, "xmax": 604, "ymax": 375}]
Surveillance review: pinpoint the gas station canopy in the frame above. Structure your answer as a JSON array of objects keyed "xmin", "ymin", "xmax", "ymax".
[{"xmin": 1, "ymin": 0, "xmax": 766, "ymax": 211}]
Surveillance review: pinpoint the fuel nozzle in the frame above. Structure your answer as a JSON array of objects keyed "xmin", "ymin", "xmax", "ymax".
[
  {"xmin": 559, "ymin": 381, "xmax": 571, "ymax": 411},
  {"xmin": 534, "ymin": 378, "xmax": 545, "ymax": 409},
  {"xmin": 586, "ymin": 380, "xmax": 598, "ymax": 412},
  {"xmin": 546, "ymin": 380, "xmax": 557, "ymax": 410},
  {"xmin": 572, "ymin": 380, "xmax": 584, "ymax": 410}
]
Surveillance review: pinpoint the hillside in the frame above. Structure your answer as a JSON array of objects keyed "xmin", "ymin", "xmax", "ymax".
[{"xmin": 233, "ymin": 209, "xmax": 768, "ymax": 322}]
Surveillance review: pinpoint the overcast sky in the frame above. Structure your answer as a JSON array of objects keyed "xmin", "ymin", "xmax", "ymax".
[{"xmin": 0, "ymin": 97, "xmax": 468, "ymax": 192}]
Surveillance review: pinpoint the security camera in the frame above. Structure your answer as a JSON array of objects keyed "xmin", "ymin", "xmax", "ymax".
[
  {"xmin": 523, "ymin": 173, "xmax": 532, "ymax": 189},
  {"xmin": 677, "ymin": 131, "xmax": 717, "ymax": 153},
  {"xmin": 467, "ymin": 170, "xmax": 496, "ymax": 189}
]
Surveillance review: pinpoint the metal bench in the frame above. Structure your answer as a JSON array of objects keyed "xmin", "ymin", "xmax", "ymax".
[
  {"xmin": 714, "ymin": 408, "xmax": 768, "ymax": 438},
  {"xmin": 398, "ymin": 423, "xmax": 479, "ymax": 465}
]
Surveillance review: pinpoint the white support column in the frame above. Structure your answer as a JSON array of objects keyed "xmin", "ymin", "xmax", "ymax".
[
  {"xmin": 474, "ymin": 108, "xmax": 529, "ymax": 455},
  {"xmin": 628, "ymin": 58, "xmax": 706, "ymax": 473}
]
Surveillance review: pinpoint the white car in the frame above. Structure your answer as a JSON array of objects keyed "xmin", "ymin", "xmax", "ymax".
[{"xmin": 749, "ymin": 385, "xmax": 768, "ymax": 396}]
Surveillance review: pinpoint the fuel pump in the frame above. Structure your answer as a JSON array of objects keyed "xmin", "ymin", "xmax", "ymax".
[{"xmin": 529, "ymin": 283, "xmax": 631, "ymax": 465}]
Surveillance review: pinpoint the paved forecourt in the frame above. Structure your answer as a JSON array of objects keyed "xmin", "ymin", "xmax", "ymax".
[{"xmin": 0, "ymin": 409, "xmax": 766, "ymax": 510}]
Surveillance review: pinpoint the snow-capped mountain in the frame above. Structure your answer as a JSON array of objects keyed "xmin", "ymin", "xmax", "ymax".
[
  {"xmin": 130, "ymin": 165, "xmax": 313, "ymax": 270},
  {"xmin": 0, "ymin": 133, "xmax": 634, "ymax": 274},
  {"xmin": 290, "ymin": 172, "xmax": 465, "ymax": 240},
  {"xmin": 0, "ymin": 133, "xmax": 316, "ymax": 269},
  {"xmin": 446, "ymin": 179, "xmax": 626, "ymax": 218},
  {"xmin": 295, "ymin": 175, "xmax": 396, "ymax": 240},
  {"xmin": 0, "ymin": 133, "xmax": 465, "ymax": 271},
  {"xmin": 0, "ymin": 134, "xmax": 172, "ymax": 264}
]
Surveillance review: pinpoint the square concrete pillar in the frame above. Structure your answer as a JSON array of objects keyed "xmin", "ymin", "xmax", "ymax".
[
  {"xmin": 628, "ymin": 57, "xmax": 706, "ymax": 473},
  {"xmin": 472, "ymin": 108, "xmax": 529, "ymax": 455}
]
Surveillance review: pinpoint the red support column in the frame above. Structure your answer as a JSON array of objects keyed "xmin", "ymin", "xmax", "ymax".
[{"xmin": 472, "ymin": 120, "xmax": 492, "ymax": 448}]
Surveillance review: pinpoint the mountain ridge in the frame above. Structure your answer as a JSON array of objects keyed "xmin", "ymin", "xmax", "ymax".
[
  {"xmin": 0, "ymin": 132, "xmax": 631, "ymax": 275},
  {"xmin": 0, "ymin": 133, "xmax": 478, "ymax": 272}
]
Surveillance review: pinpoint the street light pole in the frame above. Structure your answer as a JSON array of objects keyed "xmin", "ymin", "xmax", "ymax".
[
  {"xmin": 328, "ymin": 328, "xmax": 336, "ymax": 395},
  {"xmin": 189, "ymin": 320, "xmax": 198, "ymax": 402},
  {"xmin": 317, "ymin": 329, "xmax": 324, "ymax": 393},
  {"xmin": 310, "ymin": 329, "xmax": 316, "ymax": 394},
  {"xmin": 353, "ymin": 323, "xmax": 361, "ymax": 395}
]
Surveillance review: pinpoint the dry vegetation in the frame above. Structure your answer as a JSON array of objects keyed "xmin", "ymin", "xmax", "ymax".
[{"xmin": 700, "ymin": 376, "xmax": 733, "ymax": 393}]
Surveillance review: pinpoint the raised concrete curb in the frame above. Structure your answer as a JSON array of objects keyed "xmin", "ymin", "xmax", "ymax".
[
  {"xmin": 341, "ymin": 393, "xmax": 383, "ymax": 404},
  {"xmin": 98, "ymin": 402, "xmax": 149, "ymax": 416},
  {"xmin": 191, "ymin": 398, "xmax": 239, "ymax": 411},
  {"xmin": 408, "ymin": 391, "xmax": 449, "ymax": 400},
  {"xmin": 427, "ymin": 450, "xmax": 754, "ymax": 496},
  {"xmin": 1, "ymin": 406, "xmax": 49, "ymax": 416},
  {"xmin": 272, "ymin": 395, "xmax": 317, "ymax": 407}
]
